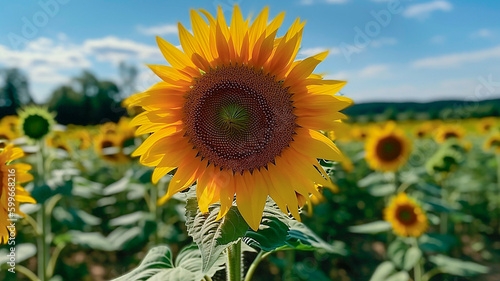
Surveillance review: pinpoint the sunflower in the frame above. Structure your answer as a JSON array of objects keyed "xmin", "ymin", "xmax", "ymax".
[
  {"xmin": 71, "ymin": 129, "xmax": 92, "ymax": 150},
  {"xmin": 477, "ymin": 117, "xmax": 497, "ymax": 134},
  {"xmin": 365, "ymin": 122, "xmax": 411, "ymax": 172},
  {"xmin": 384, "ymin": 193, "xmax": 428, "ymax": 237},
  {"xmin": 94, "ymin": 133, "xmax": 130, "ymax": 163},
  {"xmin": 414, "ymin": 121, "xmax": 434, "ymax": 139},
  {"xmin": 0, "ymin": 125, "xmax": 16, "ymax": 148},
  {"xmin": 126, "ymin": 6, "xmax": 351, "ymax": 230},
  {"xmin": 0, "ymin": 115, "xmax": 20, "ymax": 137},
  {"xmin": 46, "ymin": 131, "xmax": 71, "ymax": 152},
  {"xmin": 434, "ymin": 124, "xmax": 465, "ymax": 143},
  {"xmin": 0, "ymin": 144, "xmax": 36, "ymax": 243},
  {"xmin": 18, "ymin": 106, "xmax": 55, "ymax": 141},
  {"xmin": 350, "ymin": 124, "xmax": 369, "ymax": 141},
  {"xmin": 484, "ymin": 133, "xmax": 500, "ymax": 154}
]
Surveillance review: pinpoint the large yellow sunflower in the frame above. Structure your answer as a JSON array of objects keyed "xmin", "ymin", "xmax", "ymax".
[
  {"xmin": 126, "ymin": 6, "xmax": 352, "ymax": 230},
  {"xmin": 384, "ymin": 193, "xmax": 428, "ymax": 237},
  {"xmin": 365, "ymin": 122, "xmax": 412, "ymax": 172},
  {"xmin": 0, "ymin": 144, "xmax": 36, "ymax": 243}
]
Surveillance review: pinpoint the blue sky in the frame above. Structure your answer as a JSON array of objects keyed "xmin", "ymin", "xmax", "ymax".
[{"xmin": 1, "ymin": 0, "xmax": 499, "ymax": 103}]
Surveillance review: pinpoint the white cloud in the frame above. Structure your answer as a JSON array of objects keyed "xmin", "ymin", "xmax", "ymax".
[
  {"xmin": 82, "ymin": 36, "xmax": 162, "ymax": 65},
  {"xmin": 136, "ymin": 24, "xmax": 178, "ymax": 36},
  {"xmin": 403, "ymin": 1, "xmax": 452, "ymax": 20},
  {"xmin": 412, "ymin": 45, "xmax": 500, "ymax": 68},
  {"xmin": 358, "ymin": 64, "xmax": 390, "ymax": 78},
  {"xmin": 430, "ymin": 35, "xmax": 446, "ymax": 44},
  {"xmin": 0, "ymin": 37, "xmax": 90, "ymax": 85},
  {"xmin": 370, "ymin": 37, "xmax": 398, "ymax": 48},
  {"xmin": 298, "ymin": 47, "xmax": 340, "ymax": 58},
  {"xmin": 470, "ymin": 29, "xmax": 493, "ymax": 39}
]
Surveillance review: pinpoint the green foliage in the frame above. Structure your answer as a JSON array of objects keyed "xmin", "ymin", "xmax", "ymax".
[{"xmin": 111, "ymin": 244, "xmax": 224, "ymax": 281}]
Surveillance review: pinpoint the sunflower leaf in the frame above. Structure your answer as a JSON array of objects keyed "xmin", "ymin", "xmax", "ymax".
[{"xmin": 185, "ymin": 188, "xmax": 248, "ymax": 273}]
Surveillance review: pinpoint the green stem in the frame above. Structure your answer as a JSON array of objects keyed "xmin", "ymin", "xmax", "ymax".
[
  {"xmin": 36, "ymin": 142, "xmax": 47, "ymax": 281},
  {"xmin": 16, "ymin": 264, "xmax": 41, "ymax": 281},
  {"xmin": 243, "ymin": 251, "xmax": 265, "ymax": 281},
  {"xmin": 422, "ymin": 267, "xmax": 443, "ymax": 281},
  {"xmin": 227, "ymin": 239, "xmax": 242, "ymax": 281},
  {"xmin": 150, "ymin": 184, "xmax": 159, "ymax": 245},
  {"xmin": 411, "ymin": 238, "xmax": 422, "ymax": 281},
  {"xmin": 283, "ymin": 250, "xmax": 295, "ymax": 280},
  {"xmin": 46, "ymin": 243, "xmax": 66, "ymax": 278},
  {"xmin": 203, "ymin": 276, "xmax": 213, "ymax": 281},
  {"xmin": 439, "ymin": 177, "xmax": 448, "ymax": 235}
]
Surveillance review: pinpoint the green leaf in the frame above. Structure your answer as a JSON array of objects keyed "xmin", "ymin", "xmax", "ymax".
[
  {"xmin": 284, "ymin": 221, "xmax": 347, "ymax": 255},
  {"xmin": 387, "ymin": 239, "xmax": 409, "ymax": 269},
  {"xmin": 349, "ymin": 221, "xmax": 392, "ymax": 234},
  {"xmin": 403, "ymin": 247, "xmax": 422, "ymax": 271},
  {"xmin": 429, "ymin": 254, "xmax": 489, "ymax": 276},
  {"xmin": 185, "ymin": 189, "xmax": 248, "ymax": 273},
  {"xmin": 109, "ymin": 211, "xmax": 149, "ymax": 227},
  {"xmin": 112, "ymin": 244, "xmax": 224, "ymax": 281},
  {"xmin": 370, "ymin": 261, "xmax": 395, "ymax": 281},
  {"xmin": 419, "ymin": 233, "xmax": 457, "ymax": 253},
  {"xmin": 358, "ymin": 172, "xmax": 387, "ymax": 188},
  {"xmin": 0, "ymin": 243, "xmax": 37, "ymax": 265},
  {"xmin": 367, "ymin": 184, "xmax": 396, "ymax": 197},
  {"xmin": 103, "ymin": 176, "xmax": 131, "ymax": 195},
  {"xmin": 243, "ymin": 200, "xmax": 290, "ymax": 252},
  {"xmin": 386, "ymin": 271, "xmax": 410, "ymax": 281}
]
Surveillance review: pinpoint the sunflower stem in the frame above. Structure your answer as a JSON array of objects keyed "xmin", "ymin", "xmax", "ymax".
[
  {"xmin": 244, "ymin": 251, "xmax": 265, "ymax": 281},
  {"xmin": 411, "ymin": 238, "xmax": 423, "ymax": 281},
  {"xmin": 227, "ymin": 239, "xmax": 242, "ymax": 281},
  {"xmin": 36, "ymin": 142, "xmax": 48, "ymax": 281}
]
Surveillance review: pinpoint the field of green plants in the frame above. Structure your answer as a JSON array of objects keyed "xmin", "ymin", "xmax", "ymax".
[{"xmin": 1, "ymin": 113, "xmax": 499, "ymax": 281}]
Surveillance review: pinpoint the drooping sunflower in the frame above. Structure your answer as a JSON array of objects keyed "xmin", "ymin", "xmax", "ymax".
[
  {"xmin": 434, "ymin": 124, "xmax": 465, "ymax": 143},
  {"xmin": 365, "ymin": 122, "xmax": 412, "ymax": 172},
  {"xmin": 18, "ymin": 106, "xmax": 55, "ymax": 141},
  {"xmin": 0, "ymin": 144, "xmax": 36, "ymax": 243},
  {"xmin": 126, "ymin": 6, "xmax": 352, "ymax": 230},
  {"xmin": 477, "ymin": 117, "xmax": 497, "ymax": 135},
  {"xmin": 484, "ymin": 133, "xmax": 500, "ymax": 154},
  {"xmin": 384, "ymin": 193, "xmax": 428, "ymax": 237}
]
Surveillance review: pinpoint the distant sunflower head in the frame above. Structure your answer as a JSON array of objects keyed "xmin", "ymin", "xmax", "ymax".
[
  {"xmin": 435, "ymin": 125, "xmax": 465, "ymax": 143},
  {"xmin": 414, "ymin": 121, "xmax": 435, "ymax": 139},
  {"xmin": 0, "ymin": 115, "xmax": 20, "ymax": 137},
  {"xmin": 71, "ymin": 129, "xmax": 92, "ymax": 150},
  {"xmin": 46, "ymin": 131, "xmax": 71, "ymax": 153},
  {"xmin": 127, "ymin": 6, "xmax": 352, "ymax": 230},
  {"xmin": 477, "ymin": 117, "xmax": 497, "ymax": 134},
  {"xmin": 0, "ymin": 144, "xmax": 36, "ymax": 243},
  {"xmin": 365, "ymin": 122, "xmax": 411, "ymax": 172},
  {"xmin": 350, "ymin": 125, "xmax": 369, "ymax": 141},
  {"xmin": 0, "ymin": 126, "xmax": 16, "ymax": 148},
  {"xmin": 94, "ymin": 133, "xmax": 130, "ymax": 163},
  {"xmin": 18, "ymin": 106, "xmax": 55, "ymax": 141},
  {"xmin": 384, "ymin": 193, "xmax": 428, "ymax": 237},
  {"xmin": 484, "ymin": 133, "xmax": 500, "ymax": 154}
]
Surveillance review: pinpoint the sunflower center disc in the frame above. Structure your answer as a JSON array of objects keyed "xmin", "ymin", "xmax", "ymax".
[
  {"xmin": 444, "ymin": 132, "xmax": 458, "ymax": 139},
  {"xmin": 184, "ymin": 65, "xmax": 296, "ymax": 173},
  {"xmin": 396, "ymin": 205, "xmax": 417, "ymax": 225},
  {"xmin": 376, "ymin": 136, "xmax": 403, "ymax": 162},
  {"xmin": 23, "ymin": 114, "xmax": 50, "ymax": 139}
]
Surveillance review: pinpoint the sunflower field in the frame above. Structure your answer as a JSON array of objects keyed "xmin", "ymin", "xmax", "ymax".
[{"xmin": 1, "ymin": 5, "xmax": 500, "ymax": 281}]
